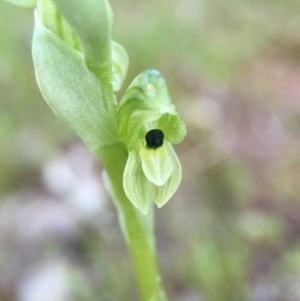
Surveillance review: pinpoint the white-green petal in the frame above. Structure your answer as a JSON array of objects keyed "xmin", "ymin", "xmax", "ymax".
[
  {"xmin": 157, "ymin": 113, "xmax": 187, "ymax": 144},
  {"xmin": 112, "ymin": 41, "xmax": 129, "ymax": 92},
  {"xmin": 118, "ymin": 99, "xmax": 174, "ymax": 147},
  {"xmin": 152, "ymin": 143, "xmax": 182, "ymax": 208},
  {"xmin": 124, "ymin": 109, "xmax": 163, "ymax": 148},
  {"xmin": 123, "ymin": 149, "xmax": 151, "ymax": 214},
  {"xmin": 139, "ymin": 144, "xmax": 173, "ymax": 186},
  {"xmin": 119, "ymin": 70, "xmax": 172, "ymax": 108}
]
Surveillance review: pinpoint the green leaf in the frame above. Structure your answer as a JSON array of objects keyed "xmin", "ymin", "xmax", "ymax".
[
  {"xmin": 4, "ymin": 0, "xmax": 36, "ymax": 7},
  {"xmin": 37, "ymin": 0, "xmax": 82, "ymax": 51},
  {"xmin": 32, "ymin": 10, "xmax": 118, "ymax": 154},
  {"xmin": 112, "ymin": 41, "xmax": 129, "ymax": 92},
  {"xmin": 51, "ymin": 0, "xmax": 112, "ymax": 87},
  {"xmin": 123, "ymin": 149, "xmax": 151, "ymax": 214},
  {"xmin": 139, "ymin": 144, "xmax": 173, "ymax": 186},
  {"xmin": 152, "ymin": 143, "xmax": 182, "ymax": 207}
]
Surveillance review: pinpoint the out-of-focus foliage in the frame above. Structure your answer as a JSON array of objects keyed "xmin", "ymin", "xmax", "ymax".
[{"xmin": 1, "ymin": 0, "xmax": 300, "ymax": 300}]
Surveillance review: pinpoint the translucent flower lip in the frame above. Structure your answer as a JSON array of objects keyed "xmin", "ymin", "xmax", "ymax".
[{"xmin": 140, "ymin": 143, "xmax": 173, "ymax": 186}]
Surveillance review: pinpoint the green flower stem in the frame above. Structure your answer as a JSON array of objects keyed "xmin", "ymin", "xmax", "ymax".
[{"xmin": 100, "ymin": 142, "xmax": 168, "ymax": 301}]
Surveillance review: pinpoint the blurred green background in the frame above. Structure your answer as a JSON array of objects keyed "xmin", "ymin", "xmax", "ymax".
[{"xmin": 1, "ymin": 0, "xmax": 300, "ymax": 300}]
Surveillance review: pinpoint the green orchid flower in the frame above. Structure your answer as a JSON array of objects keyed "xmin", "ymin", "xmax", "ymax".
[{"xmin": 118, "ymin": 69, "xmax": 187, "ymax": 214}]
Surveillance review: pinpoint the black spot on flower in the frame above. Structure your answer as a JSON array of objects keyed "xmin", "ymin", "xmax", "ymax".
[{"xmin": 145, "ymin": 129, "xmax": 164, "ymax": 149}]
